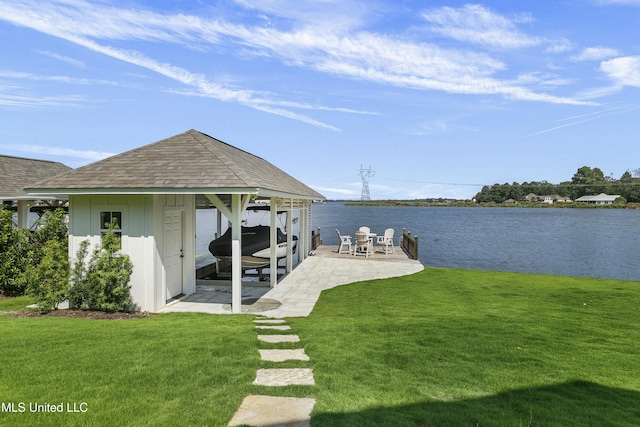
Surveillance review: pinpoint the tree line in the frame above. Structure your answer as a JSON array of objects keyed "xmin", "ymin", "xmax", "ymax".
[{"xmin": 474, "ymin": 166, "xmax": 640, "ymax": 203}]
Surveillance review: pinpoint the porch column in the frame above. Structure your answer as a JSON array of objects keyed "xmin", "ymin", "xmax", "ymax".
[
  {"xmin": 299, "ymin": 203, "xmax": 308, "ymax": 262},
  {"xmin": 269, "ymin": 197, "xmax": 278, "ymax": 288},
  {"xmin": 216, "ymin": 209, "xmax": 222, "ymax": 238},
  {"xmin": 286, "ymin": 199, "xmax": 293, "ymax": 273},
  {"xmin": 17, "ymin": 200, "xmax": 30, "ymax": 229},
  {"xmin": 231, "ymin": 194, "xmax": 242, "ymax": 314}
]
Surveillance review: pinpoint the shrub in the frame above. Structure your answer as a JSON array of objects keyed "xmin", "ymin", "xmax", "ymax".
[
  {"xmin": 69, "ymin": 224, "xmax": 134, "ymax": 313},
  {"xmin": 26, "ymin": 239, "xmax": 70, "ymax": 312},
  {"xmin": 0, "ymin": 210, "xmax": 29, "ymax": 296},
  {"xmin": 19, "ymin": 209, "xmax": 70, "ymax": 305}
]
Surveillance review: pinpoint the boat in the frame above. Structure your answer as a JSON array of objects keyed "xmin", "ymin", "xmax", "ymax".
[{"xmin": 207, "ymin": 207, "xmax": 297, "ymax": 270}]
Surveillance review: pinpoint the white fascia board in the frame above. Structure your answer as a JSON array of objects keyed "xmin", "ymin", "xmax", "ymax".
[
  {"xmin": 1, "ymin": 194, "xmax": 68, "ymax": 201},
  {"xmin": 25, "ymin": 186, "xmax": 324, "ymax": 201},
  {"xmin": 254, "ymin": 188, "xmax": 325, "ymax": 201},
  {"xmin": 24, "ymin": 187, "xmax": 261, "ymax": 196}
]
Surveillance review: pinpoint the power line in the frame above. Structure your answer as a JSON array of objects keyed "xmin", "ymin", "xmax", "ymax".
[{"xmin": 378, "ymin": 177, "xmax": 640, "ymax": 187}]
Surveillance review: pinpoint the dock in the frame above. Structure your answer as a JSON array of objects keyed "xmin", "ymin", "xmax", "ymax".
[{"xmin": 160, "ymin": 243, "xmax": 423, "ymax": 317}]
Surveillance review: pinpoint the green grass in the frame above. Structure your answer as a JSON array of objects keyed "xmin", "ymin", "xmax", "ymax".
[
  {"xmin": 289, "ymin": 268, "xmax": 640, "ymax": 426},
  {"xmin": 0, "ymin": 313, "xmax": 258, "ymax": 427},
  {"xmin": 2, "ymin": 269, "xmax": 639, "ymax": 426},
  {"xmin": 0, "ymin": 295, "xmax": 35, "ymax": 312}
]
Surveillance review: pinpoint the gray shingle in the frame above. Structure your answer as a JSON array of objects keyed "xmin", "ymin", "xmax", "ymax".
[
  {"xmin": 0, "ymin": 155, "xmax": 71, "ymax": 198},
  {"xmin": 27, "ymin": 130, "xmax": 324, "ymax": 199}
]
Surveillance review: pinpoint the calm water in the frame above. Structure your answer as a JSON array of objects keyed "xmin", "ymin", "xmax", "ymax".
[{"xmin": 311, "ymin": 203, "xmax": 640, "ymax": 281}]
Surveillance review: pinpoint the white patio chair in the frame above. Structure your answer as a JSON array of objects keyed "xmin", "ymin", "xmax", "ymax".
[
  {"xmin": 358, "ymin": 226, "xmax": 370, "ymax": 234},
  {"xmin": 336, "ymin": 229, "xmax": 352, "ymax": 254},
  {"xmin": 353, "ymin": 231, "xmax": 372, "ymax": 257},
  {"xmin": 376, "ymin": 228, "xmax": 395, "ymax": 254}
]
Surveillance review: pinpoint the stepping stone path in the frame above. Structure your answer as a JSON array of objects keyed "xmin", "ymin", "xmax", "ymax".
[{"xmin": 228, "ymin": 317, "xmax": 316, "ymax": 427}]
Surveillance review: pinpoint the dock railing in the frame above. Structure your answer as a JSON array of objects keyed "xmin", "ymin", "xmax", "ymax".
[
  {"xmin": 311, "ymin": 227, "xmax": 322, "ymax": 250},
  {"xmin": 401, "ymin": 228, "xmax": 419, "ymax": 260}
]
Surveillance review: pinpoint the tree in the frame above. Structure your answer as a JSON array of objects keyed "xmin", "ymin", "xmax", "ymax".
[
  {"xmin": 505, "ymin": 182, "xmax": 523, "ymax": 201},
  {"xmin": 19, "ymin": 209, "xmax": 69, "ymax": 293},
  {"xmin": 69, "ymin": 221, "xmax": 134, "ymax": 312},
  {"xmin": 0, "ymin": 210, "xmax": 29, "ymax": 296},
  {"xmin": 619, "ymin": 170, "xmax": 640, "ymax": 202},
  {"xmin": 570, "ymin": 166, "xmax": 606, "ymax": 199},
  {"xmin": 26, "ymin": 239, "xmax": 70, "ymax": 312}
]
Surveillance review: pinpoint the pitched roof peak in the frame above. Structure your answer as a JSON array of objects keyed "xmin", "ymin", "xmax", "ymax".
[{"xmin": 27, "ymin": 129, "xmax": 324, "ymax": 200}]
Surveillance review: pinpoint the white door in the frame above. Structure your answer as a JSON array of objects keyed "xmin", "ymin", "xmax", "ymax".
[{"xmin": 164, "ymin": 210, "xmax": 183, "ymax": 301}]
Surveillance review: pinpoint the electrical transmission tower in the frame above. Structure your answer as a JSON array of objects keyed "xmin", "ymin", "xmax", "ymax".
[{"xmin": 358, "ymin": 165, "xmax": 375, "ymax": 201}]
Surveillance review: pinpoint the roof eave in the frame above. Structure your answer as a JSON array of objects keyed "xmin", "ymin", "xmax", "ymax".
[
  {"xmin": 25, "ymin": 187, "xmax": 325, "ymax": 200},
  {"xmin": 1, "ymin": 194, "xmax": 69, "ymax": 201}
]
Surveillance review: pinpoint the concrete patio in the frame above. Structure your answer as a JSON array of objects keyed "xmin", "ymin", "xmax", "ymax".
[{"xmin": 159, "ymin": 244, "xmax": 423, "ymax": 317}]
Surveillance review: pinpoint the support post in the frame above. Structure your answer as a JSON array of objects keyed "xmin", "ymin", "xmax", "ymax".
[
  {"xmin": 17, "ymin": 200, "xmax": 29, "ymax": 229},
  {"xmin": 286, "ymin": 199, "xmax": 293, "ymax": 273},
  {"xmin": 231, "ymin": 194, "xmax": 242, "ymax": 314},
  {"xmin": 299, "ymin": 204, "xmax": 307, "ymax": 262},
  {"xmin": 269, "ymin": 197, "xmax": 278, "ymax": 288}
]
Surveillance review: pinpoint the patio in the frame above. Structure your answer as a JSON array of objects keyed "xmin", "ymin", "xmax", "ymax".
[{"xmin": 159, "ymin": 244, "xmax": 423, "ymax": 317}]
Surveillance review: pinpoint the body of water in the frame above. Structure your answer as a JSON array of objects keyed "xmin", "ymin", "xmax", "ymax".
[{"xmin": 311, "ymin": 203, "xmax": 640, "ymax": 281}]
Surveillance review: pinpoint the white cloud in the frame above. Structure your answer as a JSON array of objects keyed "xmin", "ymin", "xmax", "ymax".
[
  {"xmin": 1, "ymin": 144, "xmax": 115, "ymax": 160},
  {"xmin": 0, "ymin": 0, "xmax": 596, "ymax": 125},
  {"xmin": 311, "ymin": 185, "xmax": 359, "ymax": 198},
  {"xmin": 421, "ymin": 4, "xmax": 540, "ymax": 49},
  {"xmin": 570, "ymin": 46, "xmax": 621, "ymax": 62},
  {"xmin": 37, "ymin": 50, "xmax": 85, "ymax": 68},
  {"xmin": 594, "ymin": 0, "xmax": 640, "ymax": 5},
  {"xmin": 600, "ymin": 56, "xmax": 640, "ymax": 87},
  {"xmin": 231, "ymin": 0, "xmax": 369, "ymax": 32}
]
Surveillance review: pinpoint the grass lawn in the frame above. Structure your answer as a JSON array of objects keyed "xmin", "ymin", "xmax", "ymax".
[
  {"xmin": 1, "ymin": 268, "xmax": 639, "ymax": 426},
  {"xmin": 289, "ymin": 268, "xmax": 640, "ymax": 426},
  {"xmin": 0, "ymin": 311, "xmax": 258, "ymax": 427},
  {"xmin": 0, "ymin": 295, "xmax": 35, "ymax": 312}
]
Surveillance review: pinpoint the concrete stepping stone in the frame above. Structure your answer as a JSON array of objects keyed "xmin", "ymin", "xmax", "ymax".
[
  {"xmin": 258, "ymin": 334, "xmax": 300, "ymax": 343},
  {"xmin": 255, "ymin": 325, "xmax": 291, "ymax": 331},
  {"xmin": 259, "ymin": 349, "xmax": 310, "ymax": 362},
  {"xmin": 253, "ymin": 368, "xmax": 315, "ymax": 386},
  {"xmin": 228, "ymin": 395, "xmax": 316, "ymax": 427},
  {"xmin": 253, "ymin": 319, "xmax": 286, "ymax": 324}
]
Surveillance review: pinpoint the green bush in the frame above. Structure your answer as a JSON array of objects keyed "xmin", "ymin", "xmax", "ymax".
[
  {"xmin": 0, "ymin": 210, "xmax": 29, "ymax": 296},
  {"xmin": 26, "ymin": 239, "xmax": 70, "ymax": 312},
  {"xmin": 20, "ymin": 209, "xmax": 70, "ymax": 307},
  {"xmin": 69, "ymin": 225, "xmax": 135, "ymax": 313}
]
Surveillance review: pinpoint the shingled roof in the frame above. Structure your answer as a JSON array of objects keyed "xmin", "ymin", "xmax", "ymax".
[
  {"xmin": 26, "ymin": 129, "xmax": 324, "ymax": 200},
  {"xmin": 0, "ymin": 155, "xmax": 71, "ymax": 199}
]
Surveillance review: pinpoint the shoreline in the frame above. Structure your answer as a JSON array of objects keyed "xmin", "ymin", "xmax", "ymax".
[{"xmin": 342, "ymin": 201, "xmax": 640, "ymax": 209}]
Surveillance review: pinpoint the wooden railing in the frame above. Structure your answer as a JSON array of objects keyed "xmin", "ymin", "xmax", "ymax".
[
  {"xmin": 311, "ymin": 227, "xmax": 322, "ymax": 250},
  {"xmin": 401, "ymin": 228, "xmax": 419, "ymax": 259}
]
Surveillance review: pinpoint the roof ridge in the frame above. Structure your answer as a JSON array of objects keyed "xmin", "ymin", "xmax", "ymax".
[
  {"xmin": 188, "ymin": 129, "xmax": 260, "ymax": 187},
  {"xmin": 0, "ymin": 154, "xmax": 69, "ymax": 167}
]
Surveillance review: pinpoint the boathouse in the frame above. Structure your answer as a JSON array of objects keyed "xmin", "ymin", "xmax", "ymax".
[
  {"xmin": 26, "ymin": 129, "xmax": 324, "ymax": 313},
  {"xmin": 0, "ymin": 155, "xmax": 71, "ymax": 228}
]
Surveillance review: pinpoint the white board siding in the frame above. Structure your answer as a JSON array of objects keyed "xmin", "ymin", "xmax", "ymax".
[{"xmin": 68, "ymin": 194, "xmax": 196, "ymax": 312}]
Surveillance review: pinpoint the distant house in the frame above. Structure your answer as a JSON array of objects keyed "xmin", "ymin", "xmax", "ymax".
[
  {"xmin": 0, "ymin": 155, "xmax": 71, "ymax": 228},
  {"xmin": 575, "ymin": 193, "xmax": 621, "ymax": 205},
  {"xmin": 520, "ymin": 193, "xmax": 572, "ymax": 204},
  {"xmin": 522, "ymin": 193, "xmax": 540, "ymax": 202},
  {"xmin": 552, "ymin": 195, "xmax": 572, "ymax": 203}
]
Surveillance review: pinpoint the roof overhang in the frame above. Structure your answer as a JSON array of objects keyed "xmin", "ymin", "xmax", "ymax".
[
  {"xmin": 1, "ymin": 194, "xmax": 68, "ymax": 201},
  {"xmin": 24, "ymin": 187, "xmax": 324, "ymax": 201}
]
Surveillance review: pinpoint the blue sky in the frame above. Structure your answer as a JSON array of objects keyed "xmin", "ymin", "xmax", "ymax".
[{"xmin": 1, "ymin": 0, "xmax": 639, "ymax": 200}]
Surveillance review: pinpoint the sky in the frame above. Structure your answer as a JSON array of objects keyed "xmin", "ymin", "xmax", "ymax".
[{"xmin": 1, "ymin": 1, "xmax": 639, "ymax": 200}]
